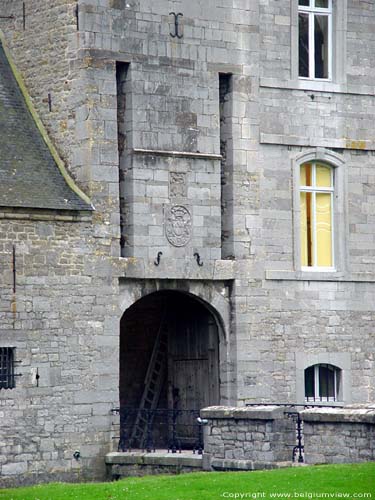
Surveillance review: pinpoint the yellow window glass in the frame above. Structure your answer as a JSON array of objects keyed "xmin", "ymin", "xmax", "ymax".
[
  {"xmin": 300, "ymin": 163, "xmax": 312, "ymax": 186},
  {"xmin": 316, "ymin": 164, "xmax": 332, "ymax": 187},
  {"xmin": 316, "ymin": 192, "xmax": 332, "ymax": 266},
  {"xmin": 300, "ymin": 192, "xmax": 313, "ymax": 267}
]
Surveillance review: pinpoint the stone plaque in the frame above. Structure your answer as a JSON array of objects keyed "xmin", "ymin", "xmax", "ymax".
[
  {"xmin": 165, "ymin": 205, "xmax": 192, "ymax": 247},
  {"xmin": 170, "ymin": 172, "xmax": 187, "ymax": 198}
]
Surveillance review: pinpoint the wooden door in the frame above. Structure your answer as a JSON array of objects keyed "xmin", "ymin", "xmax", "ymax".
[
  {"xmin": 173, "ymin": 359, "xmax": 209, "ymax": 410},
  {"xmin": 167, "ymin": 301, "xmax": 219, "ymax": 443}
]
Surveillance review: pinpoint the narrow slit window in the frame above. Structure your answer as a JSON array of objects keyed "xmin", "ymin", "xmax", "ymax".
[
  {"xmin": 219, "ymin": 73, "xmax": 234, "ymax": 259},
  {"xmin": 116, "ymin": 62, "xmax": 130, "ymax": 257},
  {"xmin": 300, "ymin": 162, "xmax": 334, "ymax": 269},
  {"xmin": 298, "ymin": 0, "xmax": 332, "ymax": 80}
]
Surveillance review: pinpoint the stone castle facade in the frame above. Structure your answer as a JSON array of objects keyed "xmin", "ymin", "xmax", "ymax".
[{"xmin": 0, "ymin": 0, "xmax": 374, "ymax": 485}]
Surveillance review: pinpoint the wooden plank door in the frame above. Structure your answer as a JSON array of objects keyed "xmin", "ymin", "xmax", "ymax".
[{"xmin": 168, "ymin": 303, "xmax": 219, "ymax": 442}]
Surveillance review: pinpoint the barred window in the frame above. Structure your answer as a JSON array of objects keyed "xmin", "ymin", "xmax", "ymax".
[
  {"xmin": 305, "ymin": 363, "xmax": 341, "ymax": 402},
  {"xmin": 0, "ymin": 347, "xmax": 15, "ymax": 389}
]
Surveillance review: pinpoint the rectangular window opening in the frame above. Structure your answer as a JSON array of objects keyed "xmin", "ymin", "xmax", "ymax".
[
  {"xmin": 0, "ymin": 347, "xmax": 15, "ymax": 390},
  {"xmin": 298, "ymin": 0, "xmax": 332, "ymax": 80}
]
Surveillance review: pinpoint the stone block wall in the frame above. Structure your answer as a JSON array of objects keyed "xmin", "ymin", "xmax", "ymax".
[
  {"xmin": 202, "ymin": 405, "xmax": 375, "ymax": 470},
  {"xmin": 0, "ymin": 216, "xmax": 121, "ymax": 487},
  {"xmin": 235, "ymin": 276, "xmax": 375, "ymax": 404},
  {"xmin": 0, "ymin": 2, "xmax": 121, "ymax": 483},
  {"xmin": 120, "ymin": 152, "xmax": 221, "ymax": 261},
  {"xmin": 0, "ymin": 0, "xmax": 375, "ymax": 485},
  {"xmin": 201, "ymin": 406, "xmax": 295, "ymax": 471},
  {"xmin": 302, "ymin": 406, "xmax": 375, "ymax": 464}
]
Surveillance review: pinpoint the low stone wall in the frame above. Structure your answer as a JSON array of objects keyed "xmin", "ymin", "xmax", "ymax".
[
  {"xmin": 301, "ymin": 406, "xmax": 375, "ymax": 464},
  {"xmin": 106, "ymin": 406, "xmax": 375, "ymax": 477},
  {"xmin": 201, "ymin": 406, "xmax": 295, "ymax": 471}
]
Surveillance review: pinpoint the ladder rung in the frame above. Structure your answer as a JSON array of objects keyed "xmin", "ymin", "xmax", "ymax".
[{"xmin": 130, "ymin": 315, "xmax": 168, "ymax": 444}]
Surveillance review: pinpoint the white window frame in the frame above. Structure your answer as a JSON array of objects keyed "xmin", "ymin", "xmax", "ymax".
[
  {"xmin": 292, "ymin": 149, "xmax": 347, "ymax": 277},
  {"xmin": 298, "ymin": 0, "xmax": 333, "ymax": 80},
  {"xmin": 300, "ymin": 162, "xmax": 335, "ymax": 271},
  {"xmin": 290, "ymin": 0, "xmax": 347, "ymax": 90}
]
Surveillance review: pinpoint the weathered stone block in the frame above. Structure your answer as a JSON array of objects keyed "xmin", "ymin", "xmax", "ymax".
[{"xmin": 2, "ymin": 462, "xmax": 28, "ymax": 476}]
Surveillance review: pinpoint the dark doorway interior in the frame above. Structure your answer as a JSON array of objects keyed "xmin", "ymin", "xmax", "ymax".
[{"xmin": 119, "ymin": 291, "xmax": 220, "ymax": 449}]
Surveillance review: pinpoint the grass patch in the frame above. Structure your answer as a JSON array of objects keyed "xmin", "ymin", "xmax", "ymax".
[{"xmin": 1, "ymin": 462, "xmax": 374, "ymax": 500}]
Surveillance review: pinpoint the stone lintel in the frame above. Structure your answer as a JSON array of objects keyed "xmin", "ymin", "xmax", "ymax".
[
  {"xmin": 200, "ymin": 405, "xmax": 284, "ymax": 420},
  {"xmin": 301, "ymin": 407, "xmax": 375, "ymax": 424},
  {"xmin": 115, "ymin": 258, "xmax": 235, "ymax": 280},
  {"xmin": 207, "ymin": 63, "xmax": 243, "ymax": 74}
]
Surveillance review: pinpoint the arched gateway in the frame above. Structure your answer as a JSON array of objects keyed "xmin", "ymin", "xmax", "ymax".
[{"xmin": 119, "ymin": 290, "xmax": 220, "ymax": 451}]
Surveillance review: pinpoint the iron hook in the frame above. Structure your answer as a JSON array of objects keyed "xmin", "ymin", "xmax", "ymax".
[
  {"xmin": 194, "ymin": 252, "xmax": 203, "ymax": 267},
  {"xmin": 169, "ymin": 12, "xmax": 183, "ymax": 39},
  {"xmin": 154, "ymin": 251, "xmax": 163, "ymax": 266}
]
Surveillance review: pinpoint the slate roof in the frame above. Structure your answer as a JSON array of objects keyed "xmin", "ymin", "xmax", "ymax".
[{"xmin": 0, "ymin": 39, "xmax": 91, "ymax": 211}]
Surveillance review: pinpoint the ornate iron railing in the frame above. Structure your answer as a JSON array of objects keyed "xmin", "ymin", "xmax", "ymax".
[{"xmin": 111, "ymin": 407, "xmax": 204, "ymax": 454}]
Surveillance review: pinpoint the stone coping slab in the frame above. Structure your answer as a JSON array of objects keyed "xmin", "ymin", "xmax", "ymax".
[
  {"xmin": 105, "ymin": 451, "xmax": 202, "ymax": 468},
  {"xmin": 301, "ymin": 406, "xmax": 375, "ymax": 424},
  {"xmin": 200, "ymin": 405, "xmax": 284, "ymax": 420},
  {"xmin": 210, "ymin": 459, "xmax": 292, "ymax": 471}
]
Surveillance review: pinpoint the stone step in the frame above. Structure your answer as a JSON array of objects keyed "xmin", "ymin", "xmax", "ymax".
[{"xmin": 105, "ymin": 450, "xmax": 203, "ymax": 479}]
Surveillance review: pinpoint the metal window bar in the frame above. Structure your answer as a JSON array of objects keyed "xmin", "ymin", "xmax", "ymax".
[
  {"xmin": 316, "ymin": 364, "xmax": 337, "ymax": 402},
  {"xmin": 0, "ymin": 347, "xmax": 15, "ymax": 389}
]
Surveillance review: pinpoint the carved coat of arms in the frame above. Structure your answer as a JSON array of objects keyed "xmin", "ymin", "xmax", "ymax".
[{"xmin": 165, "ymin": 205, "xmax": 192, "ymax": 247}]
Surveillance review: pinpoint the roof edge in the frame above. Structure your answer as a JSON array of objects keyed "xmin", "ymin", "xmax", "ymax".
[{"xmin": 0, "ymin": 30, "xmax": 94, "ymax": 209}]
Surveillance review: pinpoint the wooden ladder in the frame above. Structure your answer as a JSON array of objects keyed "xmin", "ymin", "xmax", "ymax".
[{"xmin": 130, "ymin": 316, "xmax": 168, "ymax": 448}]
